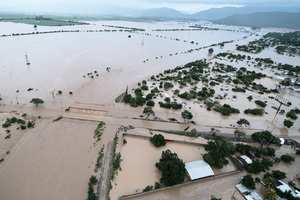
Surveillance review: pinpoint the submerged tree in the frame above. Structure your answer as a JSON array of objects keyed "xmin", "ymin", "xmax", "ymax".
[
  {"xmin": 143, "ymin": 107, "xmax": 155, "ymax": 118},
  {"xmin": 30, "ymin": 98, "xmax": 44, "ymax": 106},
  {"xmin": 155, "ymin": 150, "xmax": 185, "ymax": 186}
]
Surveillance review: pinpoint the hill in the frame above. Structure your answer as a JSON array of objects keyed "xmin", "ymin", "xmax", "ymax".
[
  {"xmin": 138, "ymin": 7, "xmax": 188, "ymax": 19},
  {"xmin": 192, "ymin": 6, "xmax": 300, "ymax": 20},
  {"xmin": 216, "ymin": 12, "xmax": 300, "ymax": 29}
]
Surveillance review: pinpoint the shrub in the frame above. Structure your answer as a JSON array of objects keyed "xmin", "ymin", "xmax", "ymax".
[
  {"xmin": 146, "ymin": 100, "xmax": 155, "ymax": 107},
  {"xmin": 286, "ymin": 111, "xmax": 297, "ymax": 120},
  {"xmin": 255, "ymin": 100, "xmax": 267, "ymax": 108},
  {"xmin": 150, "ymin": 134, "xmax": 167, "ymax": 147},
  {"xmin": 242, "ymin": 174, "xmax": 256, "ymax": 190},
  {"xmin": 155, "ymin": 150, "xmax": 185, "ymax": 186},
  {"xmin": 280, "ymin": 154, "xmax": 295, "ymax": 163},
  {"xmin": 244, "ymin": 108, "xmax": 264, "ymax": 116},
  {"xmin": 283, "ymin": 119, "xmax": 294, "ymax": 128},
  {"xmin": 214, "ymin": 104, "xmax": 240, "ymax": 116}
]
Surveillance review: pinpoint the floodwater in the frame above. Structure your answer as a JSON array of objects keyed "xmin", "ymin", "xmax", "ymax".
[
  {"xmin": 110, "ymin": 130, "xmax": 237, "ymax": 200},
  {"xmin": 118, "ymin": 143, "xmax": 299, "ymax": 200},
  {"xmin": 0, "ymin": 20, "xmax": 299, "ymax": 200}
]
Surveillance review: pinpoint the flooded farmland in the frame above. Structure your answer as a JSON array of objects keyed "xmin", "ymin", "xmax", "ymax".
[{"xmin": 0, "ymin": 19, "xmax": 299, "ymax": 200}]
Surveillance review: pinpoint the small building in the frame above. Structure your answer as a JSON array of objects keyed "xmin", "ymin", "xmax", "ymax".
[
  {"xmin": 237, "ymin": 155, "xmax": 253, "ymax": 166},
  {"xmin": 276, "ymin": 180, "xmax": 292, "ymax": 193},
  {"xmin": 185, "ymin": 160, "xmax": 214, "ymax": 180},
  {"xmin": 235, "ymin": 183, "xmax": 263, "ymax": 200}
]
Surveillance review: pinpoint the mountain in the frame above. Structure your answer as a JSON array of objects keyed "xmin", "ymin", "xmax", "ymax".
[
  {"xmin": 138, "ymin": 7, "xmax": 188, "ymax": 19},
  {"xmin": 192, "ymin": 6, "xmax": 300, "ymax": 20},
  {"xmin": 215, "ymin": 12, "xmax": 300, "ymax": 29}
]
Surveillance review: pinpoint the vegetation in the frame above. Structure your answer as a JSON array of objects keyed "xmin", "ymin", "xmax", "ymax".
[
  {"xmin": 255, "ymin": 100, "xmax": 267, "ymax": 108},
  {"xmin": 280, "ymin": 154, "xmax": 295, "ymax": 163},
  {"xmin": 155, "ymin": 150, "xmax": 185, "ymax": 186},
  {"xmin": 203, "ymin": 136, "xmax": 233, "ymax": 169},
  {"xmin": 244, "ymin": 108, "xmax": 264, "ymax": 116},
  {"xmin": 245, "ymin": 160, "xmax": 265, "ymax": 174},
  {"xmin": 181, "ymin": 110, "xmax": 193, "ymax": 121},
  {"xmin": 94, "ymin": 146, "xmax": 104, "ymax": 173},
  {"xmin": 30, "ymin": 98, "xmax": 44, "ymax": 106},
  {"xmin": 283, "ymin": 119, "xmax": 294, "ymax": 128},
  {"xmin": 143, "ymin": 107, "xmax": 155, "ymax": 118},
  {"xmin": 150, "ymin": 134, "xmax": 167, "ymax": 147},
  {"xmin": 242, "ymin": 174, "xmax": 256, "ymax": 190},
  {"xmin": 237, "ymin": 118, "xmax": 250, "ymax": 127},
  {"xmin": 94, "ymin": 122, "xmax": 105, "ymax": 142},
  {"xmin": 286, "ymin": 110, "xmax": 298, "ymax": 120},
  {"xmin": 210, "ymin": 196, "xmax": 222, "ymax": 200},
  {"xmin": 213, "ymin": 104, "xmax": 240, "ymax": 116},
  {"xmin": 251, "ymin": 130, "xmax": 281, "ymax": 146},
  {"xmin": 53, "ymin": 116, "xmax": 62, "ymax": 122}
]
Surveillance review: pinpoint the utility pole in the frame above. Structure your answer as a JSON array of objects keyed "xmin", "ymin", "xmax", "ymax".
[
  {"xmin": 274, "ymin": 95, "xmax": 291, "ymax": 114},
  {"xmin": 25, "ymin": 52, "xmax": 30, "ymax": 65}
]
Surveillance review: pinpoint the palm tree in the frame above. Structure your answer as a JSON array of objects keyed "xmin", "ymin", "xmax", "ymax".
[
  {"xmin": 266, "ymin": 190, "xmax": 277, "ymax": 200},
  {"xmin": 263, "ymin": 176, "xmax": 276, "ymax": 189}
]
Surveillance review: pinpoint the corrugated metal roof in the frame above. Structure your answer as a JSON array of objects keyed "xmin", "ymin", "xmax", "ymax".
[{"xmin": 185, "ymin": 160, "xmax": 214, "ymax": 180}]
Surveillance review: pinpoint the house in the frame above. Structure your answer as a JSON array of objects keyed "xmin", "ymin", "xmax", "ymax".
[
  {"xmin": 235, "ymin": 183, "xmax": 263, "ymax": 200},
  {"xmin": 185, "ymin": 160, "xmax": 215, "ymax": 180},
  {"xmin": 237, "ymin": 155, "xmax": 253, "ymax": 166}
]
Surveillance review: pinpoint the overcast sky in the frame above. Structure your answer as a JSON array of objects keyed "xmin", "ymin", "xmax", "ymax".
[{"xmin": 1, "ymin": 0, "xmax": 299, "ymax": 14}]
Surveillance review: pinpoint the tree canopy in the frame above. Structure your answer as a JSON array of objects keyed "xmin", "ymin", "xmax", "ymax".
[
  {"xmin": 242, "ymin": 174, "xmax": 256, "ymax": 190},
  {"xmin": 150, "ymin": 134, "xmax": 167, "ymax": 147},
  {"xmin": 155, "ymin": 150, "xmax": 185, "ymax": 186},
  {"xmin": 30, "ymin": 98, "xmax": 44, "ymax": 106}
]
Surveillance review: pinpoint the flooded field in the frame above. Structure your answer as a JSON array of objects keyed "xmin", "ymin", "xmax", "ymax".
[{"xmin": 0, "ymin": 20, "xmax": 299, "ymax": 200}]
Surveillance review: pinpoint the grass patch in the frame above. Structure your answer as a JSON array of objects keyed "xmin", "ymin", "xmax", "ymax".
[
  {"xmin": 94, "ymin": 122, "xmax": 105, "ymax": 142},
  {"xmin": 94, "ymin": 145, "xmax": 104, "ymax": 173},
  {"xmin": 53, "ymin": 116, "xmax": 62, "ymax": 122}
]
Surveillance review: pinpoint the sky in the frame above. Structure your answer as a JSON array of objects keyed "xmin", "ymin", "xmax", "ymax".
[{"xmin": 1, "ymin": 0, "xmax": 299, "ymax": 14}]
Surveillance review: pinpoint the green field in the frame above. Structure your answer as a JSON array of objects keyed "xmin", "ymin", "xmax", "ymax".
[{"xmin": 0, "ymin": 13, "xmax": 98, "ymax": 26}]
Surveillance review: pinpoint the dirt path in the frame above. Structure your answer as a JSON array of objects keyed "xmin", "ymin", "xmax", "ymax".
[{"xmin": 98, "ymin": 141, "xmax": 114, "ymax": 200}]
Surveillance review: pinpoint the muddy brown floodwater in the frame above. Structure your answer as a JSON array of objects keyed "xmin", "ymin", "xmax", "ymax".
[{"xmin": 0, "ymin": 20, "xmax": 299, "ymax": 200}]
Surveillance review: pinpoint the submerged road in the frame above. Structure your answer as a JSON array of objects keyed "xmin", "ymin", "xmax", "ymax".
[{"xmin": 98, "ymin": 141, "xmax": 114, "ymax": 200}]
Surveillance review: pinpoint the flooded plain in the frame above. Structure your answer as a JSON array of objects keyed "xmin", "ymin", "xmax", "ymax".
[{"xmin": 0, "ymin": 20, "xmax": 299, "ymax": 200}]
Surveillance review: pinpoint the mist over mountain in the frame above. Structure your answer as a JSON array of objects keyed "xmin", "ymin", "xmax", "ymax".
[
  {"xmin": 215, "ymin": 12, "xmax": 300, "ymax": 29},
  {"xmin": 191, "ymin": 6, "xmax": 300, "ymax": 20}
]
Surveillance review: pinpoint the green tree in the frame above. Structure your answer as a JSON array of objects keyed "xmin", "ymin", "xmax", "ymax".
[
  {"xmin": 181, "ymin": 110, "xmax": 193, "ymax": 122},
  {"xmin": 272, "ymin": 170, "xmax": 286, "ymax": 180},
  {"xmin": 190, "ymin": 128, "xmax": 197, "ymax": 137},
  {"xmin": 155, "ymin": 150, "xmax": 185, "ymax": 186},
  {"xmin": 263, "ymin": 176, "xmax": 276, "ymax": 189},
  {"xmin": 266, "ymin": 190, "xmax": 277, "ymax": 200},
  {"xmin": 30, "ymin": 98, "xmax": 44, "ymax": 106},
  {"xmin": 210, "ymin": 196, "xmax": 222, "ymax": 200},
  {"xmin": 150, "ymin": 134, "xmax": 167, "ymax": 147},
  {"xmin": 203, "ymin": 137, "xmax": 232, "ymax": 169},
  {"xmin": 208, "ymin": 48, "xmax": 214, "ymax": 54},
  {"xmin": 280, "ymin": 154, "xmax": 295, "ymax": 163},
  {"xmin": 234, "ymin": 130, "xmax": 246, "ymax": 140},
  {"xmin": 143, "ymin": 107, "xmax": 155, "ymax": 118},
  {"xmin": 237, "ymin": 118, "xmax": 250, "ymax": 127},
  {"xmin": 242, "ymin": 174, "xmax": 256, "ymax": 190},
  {"xmin": 283, "ymin": 119, "xmax": 294, "ymax": 128}
]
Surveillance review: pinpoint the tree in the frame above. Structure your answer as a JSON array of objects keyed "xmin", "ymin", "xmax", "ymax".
[
  {"xmin": 245, "ymin": 160, "xmax": 265, "ymax": 174},
  {"xmin": 283, "ymin": 119, "xmax": 294, "ymax": 128},
  {"xmin": 143, "ymin": 107, "xmax": 155, "ymax": 118},
  {"xmin": 181, "ymin": 110, "xmax": 193, "ymax": 122},
  {"xmin": 146, "ymin": 100, "xmax": 155, "ymax": 107},
  {"xmin": 263, "ymin": 176, "xmax": 276, "ymax": 189},
  {"xmin": 34, "ymin": 24, "xmax": 37, "ymax": 29},
  {"xmin": 155, "ymin": 150, "xmax": 185, "ymax": 186},
  {"xmin": 203, "ymin": 137, "xmax": 233, "ymax": 169},
  {"xmin": 150, "ymin": 134, "xmax": 167, "ymax": 147},
  {"xmin": 280, "ymin": 154, "xmax": 295, "ymax": 163},
  {"xmin": 237, "ymin": 118, "xmax": 250, "ymax": 127},
  {"xmin": 208, "ymin": 48, "xmax": 214, "ymax": 54},
  {"xmin": 234, "ymin": 130, "xmax": 246, "ymax": 140},
  {"xmin": 266, "ymin": 190, "xmax": 277, "ymax": 200},
  {"xmin": 242, "ymin": 174, "xmax": 256, "ymax": 190},
  {"xmin": 210, "ymin": 196, "xmax": 222, "ymax": 200},
  {"xmin": 272, "ymin": 170, "xmax": 286, "ymax": 180},
  {"xmin": 30, "ymin": 98, "xmax": 44, "ymax": 106},
  {"xmin": 190, "ymin": 128, "xmax": 197, "ymax": 137}
]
